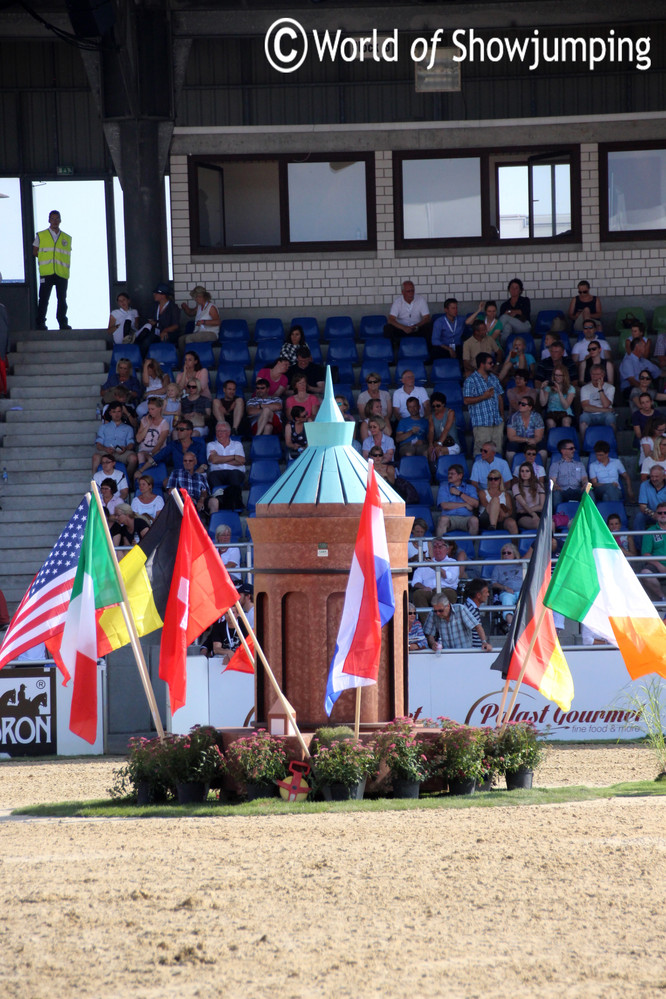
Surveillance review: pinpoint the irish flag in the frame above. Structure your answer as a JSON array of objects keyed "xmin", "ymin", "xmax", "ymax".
[
  {"xmin": 59, "ymin": 500, "xmax": 123, "ymax": 743},
  {"xmin": 544, "ymin": 490, "xmax": 666, "ymax": 680}
]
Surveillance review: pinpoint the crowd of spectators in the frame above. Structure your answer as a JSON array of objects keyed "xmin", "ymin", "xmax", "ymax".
[{"xmin": 93, "ymin": 278, "xmax": 666, "ymax": 647}]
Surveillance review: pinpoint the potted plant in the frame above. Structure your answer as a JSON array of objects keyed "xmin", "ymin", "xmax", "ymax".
[
  {"xmin": 109, "ymin": 735, "xmax": 173, "ymax": 804},
  {"xmin": 161, "ymin": 725, "xmax": 225, "ymax": 803},
  {"xmin": 435, "ymin": 724, "xmax": 486, "ymax": 795},
  {"xmin": 311, "ymin": 733, "xmax": 378, "ymax": 801},
  {"xmin": 477, "ymin": 727, "xmax": 505, "ymax": 791},
  {"xmin": 225, "ymin": 729, "xmax": 289, "ymax": 800},
  {"xmin": 494, "ymin": 720, "xmax": 546, "ymax": 789},
  {"xmin": 376, "ymin": 718, "xmax": 430, "ymax": 798}
]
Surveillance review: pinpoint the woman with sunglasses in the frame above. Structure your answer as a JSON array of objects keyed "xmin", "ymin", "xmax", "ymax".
[
  {"xmin": 427, "ymin": 390, "xmax": 460, "ymax": 464},
  {"xmin": 407, "ymin": 602, "xmax": 428, "ymax": 651},
  {"xmin": 512, "ymin": 462, "xmax": 545, "ymax": 530},
  {"xmin": 490, "ymin": 543, "xmax": 523, "ymax": 629},
  {"xmin": 505, "ymin": 396, "xmax": 546, "ymax": 466},
  {"xmin": 640, "ymin": 434, "xmax": 666, "ymax": 482},
  {"xmin": 578, "ymin": 339, "xmax": 614, "ymax": 386},
  {"xmin": 176, "ymin": 350, "xmax": 211, "ymax": 399},
  {"xmin": 368, "ymin": 445, "xmax": 396, "ymax": 486},
  {"xmin": 567, "ymin": 280, "xmax": 602, "ymax": 331},
  {"xmin": 356, "ymin": 372, "xmax": 391, "ymax": 421},
  {"xmin": 477, "ymin": 472, "xmax": 518, "ymax": 534}
]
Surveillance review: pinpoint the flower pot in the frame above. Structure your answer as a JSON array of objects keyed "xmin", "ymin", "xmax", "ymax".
[
  {"xmin": 477, "ymin": 775, "xmax": 494, "ymax": 792},
  {"xmin": 321, "ymin": 778, "xmax": 366, "ymax": 801},
  {"xmin": 505, "ymin": 769, "xmax": 533, "ymax": 790},
  {"xmin": 447, "ymin": 777, "xmax": 476, "ymax": 796},
  {"xmin": 136, "ymin": 781, "xmax": 154, "ymax": 806},
  {"xmin": 245, "ymin": 781, "xmax": 278, "ymax": 801},
  {"xmin": 392, "ymin": 778, "xmax": 420, "ymax": 799},
  {"xmin": 175, "ymin": 781, "xmax": 210, "ymax": 804}
]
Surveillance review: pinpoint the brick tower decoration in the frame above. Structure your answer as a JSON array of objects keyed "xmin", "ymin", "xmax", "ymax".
[{"xmin": 250, "ymin": 368, "xmax": 412, "ymax": 729}]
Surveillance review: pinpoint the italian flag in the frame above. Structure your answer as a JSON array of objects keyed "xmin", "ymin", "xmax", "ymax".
[
  {"xmin": 544, "ymin": 490, "xmax": 666, "ymax": 681},
  {"xmin": 59, "ymin": 501, "xmax": 123, "ymax": 743}
]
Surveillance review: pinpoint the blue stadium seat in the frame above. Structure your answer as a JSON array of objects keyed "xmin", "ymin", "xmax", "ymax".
[
  {"xmin": 248, "ymin": 459, "xmax": 281, "ymax": 487},
  {"xmin": 253, "ymin": 340, "xmax": 284, "ymax": 371},
  {"xmin": 111, "ymin": 343, "xmax": 142, "ymax": 371},
  {"xmin": 254, "ymin": 318, "xmax": 284, "ymax": 342},
  {"xmin": 406, "ymin": 505, "xmax": 434, "ymax": 533},
  {"xmin": 216, "ymin": 364, "xmax": 247, "ymax": 393},
  {"xmin": 147, "ymin": 342, "xmax": 178, "ymax": 368},
  {"xmin": 407, "ymin": 478, "xmax": 435, "ymax": 506},
  {"xmin": 582, "ymin": 425, "xmax": 618, "ymax": 456},
  {"xmin": 325, "ymin": 316, "xmax": 355, "ymax": 341},
  {"xmin": 328, "ymin": 339, "xmax": 358, "ymax": 364},
  {"xmin": 435, "ymin": 454, "xmax": 469, "ymax": 482},
  {"xmin": 398, "ymin": 455, "xmax": 430, "ymax": 481},
  {"xmin": 184, "ymin": 342, "xmax": 215, "ymax": 369},
  {"xmin": 308, "ymin": 340, "xmax": 323, "ymax": 363},
  {"xmin": 247, "ymin": 483, "xmax": 271, "ymax": 515},
  {"xmin": 534, "ymin": 310, "xmax": 565, "ymax": 336},
  {"xmin": 596, "ymin": 501, "xmax": 628, "ymax": 528},
  {"xmin": 518, "ymin": 532, "xmax": 536, "ymax": 555},
  {"xmin": 546, "ymin": 426, "xmax": 580, "ymax": 455},
  {"xmin": 144, "ymin": 463, "xmax": 168, "ymax": 494},
  {"xmin": 479, "ymin": 531, "xmax": 506, "ymax": 578},
  {"xmin": 555, "ymin": 501, "xmax": 579, "ymax": 524},
  {"xmin": 250, "ymin": 435, "xmax": 282, "ymax": 461},
  {"xmin": 362, "ymin": 338, "xmax": 393, "ymax": 364},
  {"xmin": 433, "ymin": 380, "xmax": 464, "ymax": 408},
  {"xmin": 397, "ymin": 337, "xmax": 429, "ymax": 362},
  {"xmin": 290, "ymin": 317, "xmax": 320, "ymax": 341},
  {"xmin": 359, "ymin": 315, "xmax": 388, "ymax": 339},
  {"xmin": 219, "ymin": 319, "xmax": 250, "ymax": 342},
  {"xmin": 208, "ymin": 511, "xmax": 243, "ymax": 542},
  {"xmin": 218, "ymin": 342, "xmax": 251, "ymax": 366},
  {"xmin": 431, "ymin": 357, "xmax": 462, "ymax": 381}
]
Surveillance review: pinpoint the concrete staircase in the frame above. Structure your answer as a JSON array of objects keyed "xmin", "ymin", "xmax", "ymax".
[{"xmin": 0, "ymin": 329, "xmax": 111, "ymax": 612}]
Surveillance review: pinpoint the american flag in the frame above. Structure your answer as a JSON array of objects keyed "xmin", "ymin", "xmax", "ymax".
[{"xmin": 0, "ymin": 498, "xmax": 89, "ymax": 672}]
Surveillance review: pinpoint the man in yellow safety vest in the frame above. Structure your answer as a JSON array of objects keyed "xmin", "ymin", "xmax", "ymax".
[{"xmin": 32, "ymin": 210, "xmax": 72, "ymax": 330}]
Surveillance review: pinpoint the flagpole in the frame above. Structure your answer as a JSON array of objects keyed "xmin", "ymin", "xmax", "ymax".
[
  {"xmin": 498, "ymin": 605, "xmax": 548, "ymax": 735},
  {"xmin": 167, "ymin": 490, "xmax": 312, "ymax": 761},
  {"xmin": 354, "ymin": 688, "xmax": 362, "ymax": 741},
  {"xmin": 495, "ymin": 674, "xmax": 512, "ymax": 729},
  {"xmin": 90, "ymin": 481, "xmax": 165, "ymax": 741}
]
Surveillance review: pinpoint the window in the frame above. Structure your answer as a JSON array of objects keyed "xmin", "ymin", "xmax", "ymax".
[
  {"xmin": 601, "ymin": 143, "xmax": 666, "ymax": 239},
  {"xmin": 0, "ymin": 178, "xmax": 25, "ymax": 282},
  {"xmin": 189, "ymin": 154, "xmax": 375, "ymax": 254},
  {"xmin": 394, "ymin": 147, "xmax": 578, "ymax": 249}
]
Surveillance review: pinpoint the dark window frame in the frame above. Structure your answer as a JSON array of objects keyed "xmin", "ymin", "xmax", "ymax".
[
  {"xmin": 188, "ymin": 153, "xmax": 376, "ymax": 254},
  {"xmin": 393, "ymin": 146, "xmax": 580, "ymax": 250},
  {"xmin": 600, "ymin": 140, "xmax": 666, "ymax": 242}
]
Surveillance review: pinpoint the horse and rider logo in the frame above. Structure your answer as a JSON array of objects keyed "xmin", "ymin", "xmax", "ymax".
[{"xmin": 0, "ymin": 670, "xmax": 55, "ymax": 756}]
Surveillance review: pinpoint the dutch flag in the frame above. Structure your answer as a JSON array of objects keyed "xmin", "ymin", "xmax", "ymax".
[{"xmin": 325, "ymin": 460, "xmax": 396, "ymax": 716}]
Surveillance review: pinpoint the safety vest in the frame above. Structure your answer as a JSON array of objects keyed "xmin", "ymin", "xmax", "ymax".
[{"xmin": 37, "ymin": 229, "xmax": 72, "ymax": 279}]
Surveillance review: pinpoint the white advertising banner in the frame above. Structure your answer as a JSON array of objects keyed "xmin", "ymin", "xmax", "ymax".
[{"xmin": 408, "ymin": 648, "xmax": 660, "ymax": 741}]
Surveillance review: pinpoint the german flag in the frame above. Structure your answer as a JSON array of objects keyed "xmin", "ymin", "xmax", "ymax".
[
  {"xmin": 490, "ymin": 483, "xmax": 574, "ymax": 712},
  {"xmin": 96, "ymin": 494, "xmax": 182, "ymax": 656}
]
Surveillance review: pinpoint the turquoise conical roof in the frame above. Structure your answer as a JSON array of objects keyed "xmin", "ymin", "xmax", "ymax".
[{"xmin": 258, "ymin": 368, "xmax": 404, "ymax": 506}]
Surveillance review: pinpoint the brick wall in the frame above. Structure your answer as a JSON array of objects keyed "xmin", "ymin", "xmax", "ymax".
[{"xmin": 170, "ymin": 144, "xmax": 666, "ymax": 323}]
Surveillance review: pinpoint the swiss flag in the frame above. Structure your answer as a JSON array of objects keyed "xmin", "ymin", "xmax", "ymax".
[{"xmin": 159, "ymin": 491, "xmax": 239, "ymax": 713}]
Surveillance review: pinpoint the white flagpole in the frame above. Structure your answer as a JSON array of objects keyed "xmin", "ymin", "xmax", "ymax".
[{"xmin": 90, "ymin": 481, "xmax": 165, "ymax": 741}]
